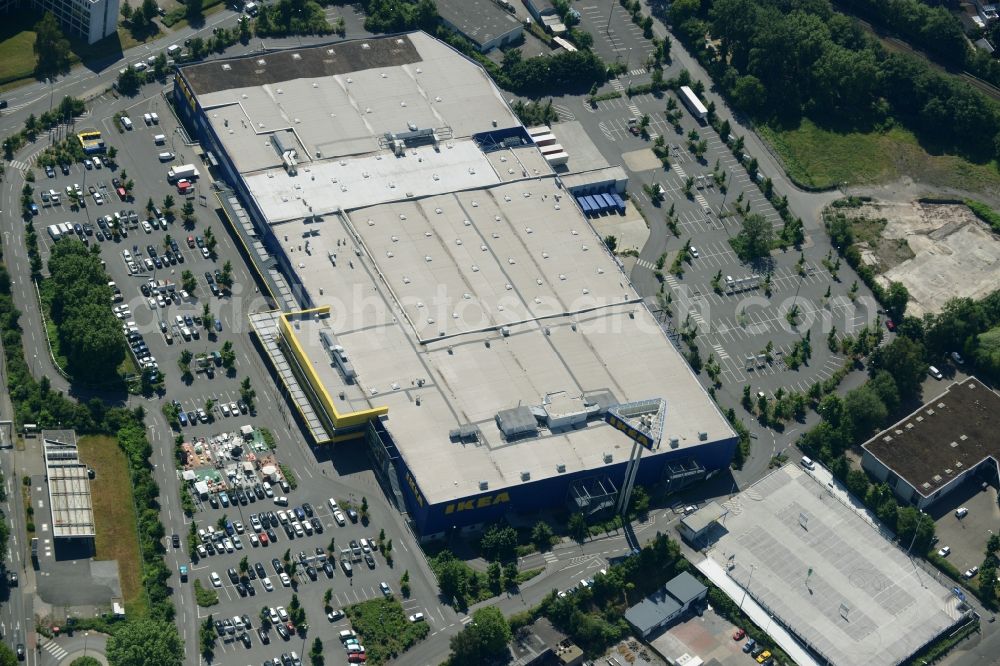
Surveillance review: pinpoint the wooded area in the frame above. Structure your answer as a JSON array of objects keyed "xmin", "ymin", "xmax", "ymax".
[{"xmin": 667, "ymin": 0, "xmax": 1000, "ymax": 165}]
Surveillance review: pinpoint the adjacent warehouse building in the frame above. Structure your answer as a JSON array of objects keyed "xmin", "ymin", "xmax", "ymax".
[
  {"xmin": 861, "ymin": 377, "xmax": 1000, "ymax": 510},
  {"xmin": 689, "ymin": 464, "xmax": 966, "ymax": 666},
  {"xmin": 42, "ymin": 432, "xmax": 95, "ymax": 547},
  {"xmin": 172, "ymin": 32, "xmax": 736, "ymax": 537},
  {"xmin": 0, "ymin": 0, "xmax": 119, "ymax": 44},
  {"xmin": 436, "ymin": 0, "xmax": 523, "ymax": 52},
  {"xmin": 624, "ymin": 571, "xmax": 707, "ymax": 638}
]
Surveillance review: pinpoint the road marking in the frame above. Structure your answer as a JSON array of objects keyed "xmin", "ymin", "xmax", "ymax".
[
  {"xmin": 41, "ymin": 640, "xmax": 68, "ymax": 660},
  {"xmin": 635, "ymin": 258, "xmax": 656, "ymax": 270},
  {"xmin": 672, "ymin": 163, "xmax": 687, "ymax": 180},
  {"xmin": 542, "ymin": 551, "xmax": 558, "ymax": 564},
  {"xmin": 711, "ymin": 343, "xmax": 730, "ymax": 360},
  {"xmin": 461, "ymin": 616, "xmax": 473, "ymax": 625}
]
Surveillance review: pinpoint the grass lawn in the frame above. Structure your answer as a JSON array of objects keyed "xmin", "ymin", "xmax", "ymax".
[
  {"xmin": 758, "ymin": 119, "xmax": 1000, "ymax": 195},
  {"xmin": 0, "ymin": 29, "xmax": 37, "ymax": 85},
  {"xmin": 77, "ymin": 435, "xmax": 146, "ymax": 617},
  {"xmin": 345, "ymin": 598, "xmax": 429, "ymax": 665}
]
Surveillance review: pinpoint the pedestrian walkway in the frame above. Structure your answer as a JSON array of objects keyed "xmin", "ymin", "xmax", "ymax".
[
  {"xmin": 695, "ymin": 557, "xmax": 820, "ymax": 666},
  {"xmin": 8, "ymin": 160, "xmax": 30, "ymax": 171},
  {"xmin": 542, "ymin": 551, "xmax": 559, "ymax": 564}
]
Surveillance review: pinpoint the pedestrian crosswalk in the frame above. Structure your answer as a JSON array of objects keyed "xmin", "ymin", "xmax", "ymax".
[
  {"xmin": 636, "ymin": 258, "xmax": 656, "ymax": 270},
  {"xmin": 8, "ymin": 160, "xmax": 30, "ymax": 171},
  {"xmin": 611, "ymin": 79, "xmax": 625, "ymax": 93},
  {"xmin": 626, "ymin": 102, "xmax": 641, "ymax": 117},
  {"xmin": 627, "ymin": 68, "xmax": 647, "ymax": 77},
  {"xmin": 42, "ymin": 639, "xmax": 68, "ymax": 660},
  {"xmin": 695, "ymin": 192, "xmax": 711, "ymax": 210},
  {"xmin": 542, "ymin": 551, "xmax": 559, "ymax": 564},
  {"xmin": 712, "ymin": 343, "xmax": 730, "ymax": 360},
  {"xmin": 672, "ymin": 164, "xmax": 687, "ymax": 180},
  {"xmin": 664, "ymin": 274, "xmax": 679, "ymax": 290}
]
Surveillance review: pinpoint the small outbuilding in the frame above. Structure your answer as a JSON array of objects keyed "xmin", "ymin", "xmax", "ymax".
[{"xmin": 624, "ymin": 571, "xmax": 708, "ymax": 638}]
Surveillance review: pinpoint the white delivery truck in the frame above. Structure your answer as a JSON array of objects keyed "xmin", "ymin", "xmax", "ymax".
[{"xmin": 167, "ymin": 164, "xmax": 199, "ymax": 182}]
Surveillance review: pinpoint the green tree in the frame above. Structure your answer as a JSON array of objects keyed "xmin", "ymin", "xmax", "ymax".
[
  {"xmin": 448, "ymin": 606, "xmax": 511, "ymax": 665},
  {"xmin": 47, "ymin": 241, "xmax": 125, "ymax": 379},
  {"xmin": 487, "ymin": 561, "xmax": 502, "ymax": 592},
  {"xmin": 531, "ymin": 521, "xmax": 554, "ymax": 551},
  {"xmin": 309, "ymin": 636, "xmax": 324, "ymax": 666},
  {"xmin": 974, "ymin": 327, "xmax": 1000, "ymax": 381},
  {"xmin": 844, "ymin": 385, "xmax": 888, "ymax": 442},
  {"xmin": 434, "ymin": 553, "xmax": 468, "ymax": 604},
  {"xmin": 885, "ymin": 281, "xmax": 909, "ymax": 321},
  {"xmin": 34, "ymin": 13, "xmax": 71, "ymax": 77},
  {"xmin": 480, "ymin": 524, "xmax": 517, "ymax": 561},
  {"xmin": 186, "ymin": 0, "xmax": 204, "ymax": 21},
  {"xmin": 240, "ymin": 376, "xmax": 256, "ymax": 410},
  {"xmin": 732, "ymin": 213, "xmax": 774, "ymax": 261},
  {"xmin": 106, "ymin": 619, "xmax": 183, "ymax": 666},
  {"xmin": 221, "ymin": 341, "xmax": 236, "ymax": 369},
  {"xmin": 502, "ymin": 561, "xmax": 518, "ymax": 587},
  {"xmin": 181, "ymin": 270, "xmax": 197, "ymax": 294},
  {"xmin": 568, "ymin": 512, "xmax": 588, "ymax": 542},
  {"xmin": 868, "ymin": 336, "xmax": 925, "ymax": 399}
]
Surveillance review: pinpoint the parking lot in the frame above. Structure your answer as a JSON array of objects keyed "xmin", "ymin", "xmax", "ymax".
[
  {"xmin": 186, "ymin": 449, "xmax": 432, "ymax": 665},
  {"xmin": 576, "ymin": 0, "xmax": 655, "ymax": 72},
  {"xmin": 928, "ymin": 480, "xmax": 1000, "ymax": 582}
]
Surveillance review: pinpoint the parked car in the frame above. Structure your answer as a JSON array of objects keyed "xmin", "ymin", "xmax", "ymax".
[{"xmin": 937, "ymin": 546, "xmax": 951, "ymax": 558}]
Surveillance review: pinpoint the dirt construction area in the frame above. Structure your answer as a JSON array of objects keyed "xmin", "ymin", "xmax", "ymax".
[{"xmin": 851, "ymin": 201, "xmax": 1000, "ymax": 317}]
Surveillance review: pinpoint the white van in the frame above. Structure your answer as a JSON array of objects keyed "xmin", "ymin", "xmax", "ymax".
[
  {"xmin": 167, "ymin": 44, "xmax": 181, "ymax": 57},
  {"xmin": 274, "ymin": 496, "xmax": 288, "ymax": 506},
  {"xmin": 928, "ymin": 365, "xmax": 943, "ymax": 380},
  {"xmin": 92, "ymin": 156, "xmax": 103, "ymax": 169},
  {"xmin": 153, "ymin": 134, "xmax": 166, "ymax": 145},
  {"xmin": 800, "ymin": 456, "xmax": 815, "ymax": 470},
  {"xmin": 245, "ymin": 1, "xmax": 259, "ymax": 14},
  {"xmin": 158, "ymin": 152, "xmax": 175, "ymax": 162},
  {"xmin": 121, "ymin": 116, "xmax": 133, "ymax": 130}
]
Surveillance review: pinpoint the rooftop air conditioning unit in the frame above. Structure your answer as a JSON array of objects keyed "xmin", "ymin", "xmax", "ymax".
[
  {"xmin": 556, "ymin": 463, "xmax": 566, "ymax": 473},
  {"xmin": 479, "ymin": 481, "xmax": 489, "ymax": 491},
  {"xmin": 521, "ymin": 471, "xmax": 530, "ymax": 481}
]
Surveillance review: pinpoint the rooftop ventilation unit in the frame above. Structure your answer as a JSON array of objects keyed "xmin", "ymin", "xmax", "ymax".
[
  {"xmin": 556, "ymin": 464, "xmax": 566, "ymax": 473},
  {"xmin": 521, "ymin": 471, "xmax": 531, "ymax": 481},
  {"xmin": 479, "ymin": 481, "xmax": 489, "ymax": 491}
]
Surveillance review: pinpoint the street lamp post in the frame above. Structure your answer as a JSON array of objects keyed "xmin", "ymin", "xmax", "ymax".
[{"xmin": 84, "ymin": 631, "xmax": 89, "ymax": 657}]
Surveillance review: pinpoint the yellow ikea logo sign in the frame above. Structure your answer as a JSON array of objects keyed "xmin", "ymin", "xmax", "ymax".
[
  {"xmin": 606, "ymin": 414, "xmax": 654, "ymax": 450},
  {"xmin": 445, "ymin": 492, "xmax": 510, "ymax": 515},
  {"xmin": 405, "ymin": 473, "xmax": 425, "ymax": 508}
]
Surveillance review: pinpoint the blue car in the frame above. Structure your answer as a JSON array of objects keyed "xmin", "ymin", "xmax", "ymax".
[
  {"xmin": 214, "ymin": 319, "xmax": 222, "ymax": 332},
  {"xmin": 219, "ymin": 492, "xmax": 230, "ymax": 507},
  {"xmin": 178, "ymin": 411, "xmax": 188, "ymax": 426},
  {"xmin": 28, "ymin": 203, "xmax": 38, "ymax": 215},
  {"xmin": 743, "ymin": 639, "xmax": 756, "ymax": 653}
]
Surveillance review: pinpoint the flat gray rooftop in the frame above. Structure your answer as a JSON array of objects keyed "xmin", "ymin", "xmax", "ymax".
[
  {"xmin": 436, "ymin": 0, "xmax": 522, "ymax": 47},
  {"xmin": 42, "ymin": 434, "xmax": 96, "ymax": 539},
  {"xmin": 705, "ymin": 465, "xmax": 963, "ymax": 666},
  {"xmin": 279, "ymin": 177, "xmax": 733, "ymax": 504},
  {"xmin": 193, "ymin": 31, "xmax": 518, "ymax": 176}
]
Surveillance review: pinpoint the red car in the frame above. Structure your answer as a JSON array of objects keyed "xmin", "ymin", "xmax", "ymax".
[
  {"xmin": 258, "ymin": 531, "xmax": 268, "ymax": 545},
  {"xmin": 885, "ymin": 318, "xmax": 896, "ymax": 332},
  {"xmin": 116, "ymin": 185, "xmax": 127, "ymax": 200},
  {"xmin": 176, "ymin": 179, "xmax": 192, "ymax": 193},
  {"xmin": 348, "ymin": 654, "xmax": 367, "ymax": 663},
  {"xmin": 187, "ymin": 235, "xmax": 195, "ymax": 248},
  {"xmin": 733, "ymin": 628, "xmax": 745, "ymax": 641}
]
